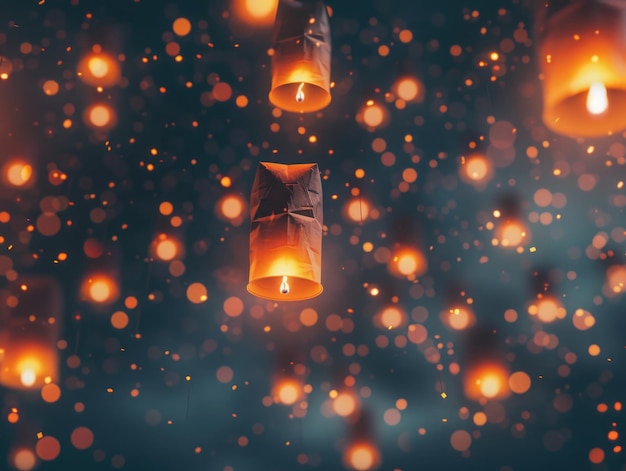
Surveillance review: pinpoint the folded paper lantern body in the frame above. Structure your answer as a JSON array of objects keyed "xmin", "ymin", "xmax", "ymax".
[
  {"xmin": 269, "ymin": 0, "xmax": 331, "ymax": 113},
  {"xmin": 0, "ymin": 276, "xmax": 62, "ymax": 390},
  {"xmin": 248, "ymin": 162, "xmax": 323, "ymax": 301},
  {"xmin": 536, "ymin": 0, "xmax": 626, "ymax": 137}
]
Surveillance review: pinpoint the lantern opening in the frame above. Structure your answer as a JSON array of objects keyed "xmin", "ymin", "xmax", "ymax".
[{"xmin": 586, "ymin": 81, "xmax": 608, "ymax": 115}]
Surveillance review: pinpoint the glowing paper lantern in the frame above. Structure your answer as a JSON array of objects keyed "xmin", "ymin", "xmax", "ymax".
[
  {"xmin": 0, "ymin": 276, "xmax": 62, "ymax": 390},
  {"xmin": 462, "ymin": 328, "xmax": 509, "ymax": 401},
  {"xmin": 536, "ymin": 0, "xmax": 626, "ymax": 137},
  {"xmin": 77, "ymin": 51, "xmax": 121, "ymax": 88},
  {"xmin": 247, "ymin": 162, "xmax": 323, "ymax": 301},
  {"xmin": 269, "ymin": 0, "xmax": 331, "ymax": 113},
  {"xmin": 342, "ymin": 411, "xmax": 381, "ymax": 471}
]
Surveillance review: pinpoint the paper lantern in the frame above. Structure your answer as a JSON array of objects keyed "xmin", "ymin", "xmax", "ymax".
[
  {"xmin": 248, "ymin": 162, "xmax": 323, "ymax": 301},
  {"xmin": 269, "ymin": 0, "xmax": 331, "ymax": 113},
  {"xmin": 462, "ymin": 328, "xmax": 509, "ymax": 401},
  {"xmin": 536, "ymin": 0, "xmax": 626, "ymax": 137},
  {"xmin": 0, "ymin": 276, "xmax": 62, "ymax": 390}
]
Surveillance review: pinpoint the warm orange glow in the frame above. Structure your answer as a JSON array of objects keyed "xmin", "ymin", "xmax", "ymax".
[
  {"xmin": 496, "ymin": 220, "xmax": 529, "ymax": 248},
  {"xmin": 345, "ymin": 198, "xmax": 371, "ymax": 223},
  {"xmin": 460, "ymin": 155, "xmax": 493, "ymax": 184},
  {"xmin": 343, "ymin": 441, "xmax": 380, "ymax": 471},
  {"xmin": 13, "ymin": 448, "xmax": 36, "ymax": 471},
  {"xmin": 232, "ymin": 0, "xmax": 278, "ymax": 26},
  {"xmin": 83, "ymin": 274, "xmax": 118, "ymax": 304},
  {"xmin": 332, "ymin": 391, "xmax": 358, "ymax": 417},
  {"xmin": 3, "ymin": 160, "xmax": 34, "ymax": 188},
  {"xmin": 77, "ymin": 52, "xmax": 121, "ymax": 87},
  {"xmin": 268, "ymin": 2, "xmax": 331, "ymax": 112},
  {"xmin": 248, "ymin": 163, "xmax": 323, "ymax": 301},
  {"xmin": 0, "ymin": 341, "xmax": 59, "ymax": 390},
  {"xmin": 358, "ymin": 102, "xmax": 389, "ymax": 131},
  {"xmin": 606, "ymin": 264, "xmax": 626, "ymax": 294},
  {"xmin": 86, "ymin": 103, "xmax": 115, "ymax": 129},
  {"xmin": 153, "ymin": 234, "xmax": 180, "ymax": 261},
  {"xmin": 464, "ymin": 362, "xmax": 509, "ymax": 400},
  {"xmin": 528, "ymin": 296, "xmax": 566, "ymax": 323},
  {"xmin": 376, "ymin": 306, "xmax": 406, "ymax": 330},
  {"xmin": 273, "ymin": 378, "xmax": 304, "ymax": 405},
  {"xmin": 443, "ymin": 305, "xmax": 475, "ymax": 331},
  {"xmin": 537, "ymin": 1, "xmax": 626, "ymax": 136},
  {"xmin": 388, "ymin": 247, "xmax": 427, "ymax": 278},
  {"xmin": 394, "ymin": 77, "xmax": 421, "ymax": 102},
  {"xmin": 216, "ymin": 194, "xmax": 246, "ymax": 225}
]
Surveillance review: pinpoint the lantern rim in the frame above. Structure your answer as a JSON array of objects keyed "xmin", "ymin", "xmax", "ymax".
[
  {"xmin": 269, "ymin": 81, "xmax": 331, "ymax": 113},
  {"xmin": 247, "ymin": 275, "xmax": 323, "ymax": 301}
]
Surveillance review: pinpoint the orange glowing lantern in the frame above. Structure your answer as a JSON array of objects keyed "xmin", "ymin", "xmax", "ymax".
[
  {"xmin": 272, "ymin": 376, "xmax": 305, "ymax": 405},
  {"xmin": 343, "ymin": 411, "xmax": 381, "ymax": 470},
  {"xmin": 151, "ymin": 233, "xmax": 182, "ymax": 262},
  {"xmin": 464, "ymin": 362, "xmax": 510, "ymax": 401},
  {"xmin": 247, "ymin": 162, "xmax": 323, "ymax": 301},
  {"xmin": 388, "ymin": 245, "xmax": 427, "ymax": 279},
  {"xmin": 462, "ymin": 328, "xmax": 509, "ymax": 401},
  {"xmin": 496, "ymin": 219, "xmax": 530, "ymax": 248},
  {"xmin": 536, "ymin": 0, "xmax": 626, "ymax": 137},
  {"xmin": 343, "ymin": 441, "xmax": 381, "ymax": 471},
  {"xmin": 77, "ymin": 51, "xmax": 121, "ymax": 88},
  {"xmin": 81, "ymin": 273, "xmax": 119, "ymax": 305},
  {"xmin": 232, "ymin": 0, "xmax": 279, "ymax": 27},
  {"xmin": 375, "ymin": 305, "xmax": 406, "ymax": 330},
  {"xmin": 269, "ymin": 0, "xmax": 332, "ymax": 113},
  {"xmin": 84, "ymin": 103, "xmax": 117, "ymax": 130},
  {"xmin": 528, "ymin": 294, "xmax": 566, "ymax": 323},
  {"xmin": 0, "ymin": 276, "xmax": 62, "ymax": 390}
]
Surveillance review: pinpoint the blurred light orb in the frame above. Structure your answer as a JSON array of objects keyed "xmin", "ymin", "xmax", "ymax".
[
  {"xmin": 78, "ymin": 52, "xmax": 121, "ymax": 87},
  {"xmin": 529, "ymin": 296, "xmax": 566, "ymax": 323},
  {"xmin": 4, "ymin": 160, "xmax": 33, "ymax": 187},
  {"xmin": 357, "ymin": 101, "xmax": 389, "ymax": 131},
  {"xmin": 273, "ymin": 378, "xmax": 303, "ymax": 405},
  {"xmin": 345, "ymin": 198, "xmax": 370, "ymax": 223},
  {"xmin": 394, "ymin": 77, "xmax": 421, "ymax": 102},
  {"xmin": 13, "ymin": 449, "xmax": 36, "ymax": 471},
  {"xmin": 153, "ymin": 234, "xmax": 179, "ymax": 261},
  {"xmin": 497, "ymin": 220, "xmax": 529, "ymax": 248},
  {"xmin": 344, "ymin": 441, "xmax": 380, "ymax": 471},
  {"xmin": 607, "ymin": 264, "xmax": 626, "ymax": 294},
  {"xmin": 378, "ymin": 306, "xmax": 406, "ymax": 330},
  {"xmin": 332, "ymin": 392, "xmax": 357, "ymax": 417},
  {"xmin": 461, "ymin": 154, "xmax": 493, "ymax": 184},
  {"xmin": 388, "ymin": 247, "xmax": 427, "ymax": 278},
  {"xmin": 233, "ymin": 0, "xmax": 278, "ymax": 26},
  {"xmin": 464, "ymin": 363, "xmax": 509, "ymax": 400},
  {"xmin": 445, "ymin": 306, "xmax": 475, "ymax": 330},
  {"xmin": 216, "ymin": 194, "xmax": 246, "ymax": 226},
  {"xmin": 84, "ymin": 275, "xmax": 117, "ymax": 304},
  {"xmin": 87, "ymin": 104, "xmax": 114, "ymax": 128}
]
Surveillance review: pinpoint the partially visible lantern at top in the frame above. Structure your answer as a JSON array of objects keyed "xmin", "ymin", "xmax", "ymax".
[
  {"xmin": 536, "ymin": 0, "xmax": 626, "ymax": 137},
  {"xmin": 247, "ymin": 162, "xmax": 323, "ymax": 301},
  {"xmin": 0, "ymin": 276, "xmax": 62, "ymax": 390},
  {"xmin": 269, "ymin": 0, "xmax": 332, "ymax": 113}
]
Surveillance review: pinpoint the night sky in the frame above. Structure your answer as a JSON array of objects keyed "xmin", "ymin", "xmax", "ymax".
[{"xmin": 0, "ymin": 0, "xmax": 625, "ymax": 470}]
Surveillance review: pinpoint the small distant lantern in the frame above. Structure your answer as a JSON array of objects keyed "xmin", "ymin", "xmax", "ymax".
[
  {"xmin": 386, "ymin": 216, "xmax": 427, "ymax": 280},
  {"xmin": 462, "ymin": 327, "xmax": 509, "ymax": 401},
  {"xmin": 247, "ymin": 162, "xmax": 323, "ymax": 301},
  {"xmin": 535, "ymin": 0, "xmax": 626, "ymax": 137},
  {"xmin": 342, "ymin": 411, "xmax": 381, "ymax": 471},
  {"xmin": 527, "ymin": 269, "xmax": 566, "ymax": 323},
  {"xmin": 269, "ymin": 0, "xmax": 332, "ymax": 113},
  {"xmin": 440, "ymin": 283, "xmax": 475, "ymax": 331},
  {"xmin": 0, "ymin": 276, "xmax": 62, "ymax": 390},
  {"xmin": 494, "ymin": 194, "xmax": 530, "ymax": 249}
]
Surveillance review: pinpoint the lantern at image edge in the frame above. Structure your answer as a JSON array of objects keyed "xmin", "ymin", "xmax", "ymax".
[
  {"xmin": 248, "ymin": 162, "xmax": 323, "ymax": 301},
  {"xmin": 536, "ymin": 0, "xmax": 626, "ymax": 137},
  {"xmin": 0, "ymin": 276, "xmax": 62, "ymax": 390},
  {"xmin": 269, "ymin": 0, "xmax": 332, "ymax": 113}
]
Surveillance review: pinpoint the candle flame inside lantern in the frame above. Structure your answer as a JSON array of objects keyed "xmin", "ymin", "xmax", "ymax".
[
  {"xmin": 20, "ymin": 367, "xmax": 37, "ymax": 387},
  {"xmin": 296, "ymin": 82, "xmax": 305, "ymax": 103},
  {"xmin": 280, "ymin": 275, "xmax": 290, "ymax": 295},
  {"xmin": 586, "ymin": 81, "xmax": 608, "ymax": 115}
]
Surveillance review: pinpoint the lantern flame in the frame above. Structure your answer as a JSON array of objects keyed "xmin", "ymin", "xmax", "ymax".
[
  {"xmin": 586, "ymin": 81, "xmax": 608, "ymax": 115},
  {"xmin": 280, "ymin": 275, "xmax": 290, "ymax": 295},
  {"xmin": 20, "ymin": 367, "xmax": 37, "ymax": 387},
  {"xmin": 296, "ymin": 82, "xmax": 305, "ymax": 103}
]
